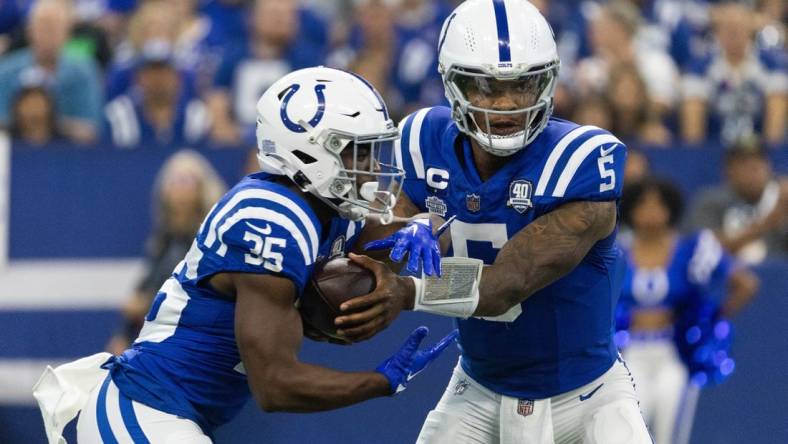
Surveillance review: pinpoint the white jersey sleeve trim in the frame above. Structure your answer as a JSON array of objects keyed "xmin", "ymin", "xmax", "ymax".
[
  {"xmin": 182, "ymin": 202, "xmax": 218, "ymax": 280},
  {"xmin": 535, "ymin": 125, "xmax": 599, "ymax": 196},
  {"xmin": 394, "ymin": 115, "xmax": 409, "ymax": 171},
  {"xmin": 551, "ymin": 134, "xmax": 621, "ymax": 198},
  {"xmin": 216, "ymin": 207, "xmax": 316, "ymax": 265},
  {"xmin": 184, "ymin": 240, "xmax": 202, "ymax": 280},
  {"xmin": 345, "ymin": 220, "xmax": 357, "ymax": 239},
  {"xmin": 204, "ymin": 189, "xmax": 319, "ymax": 260},
  {"xmin": 135, "ymin": 278, "xmax": 190, "ymax": 343},
  {"xmin": 408, "ymin": 108, "xmax": 431, "ymax": 179}
]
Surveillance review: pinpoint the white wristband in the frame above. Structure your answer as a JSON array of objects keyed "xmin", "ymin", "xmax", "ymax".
[{"xmin": 410, "ymin": 257, "xmax": 483, "ymax": 319}]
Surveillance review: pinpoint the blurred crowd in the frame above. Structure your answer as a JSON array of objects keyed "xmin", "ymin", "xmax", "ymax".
[
  {"xmin": 0, "ymin": 0, "xmax": 784, "ymax": 150},
  {"xmin": 0, "ymin": 0, "xmax": 784, "ymax": 353}
]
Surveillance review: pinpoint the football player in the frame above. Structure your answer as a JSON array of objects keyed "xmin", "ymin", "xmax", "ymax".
[
  {"xmin": 338, "ymin": 1, "xmax": 653, "ymax": 442},
  {"xmin": 34, "ymin": 67, "xmax": 456, "ymax": 443}
]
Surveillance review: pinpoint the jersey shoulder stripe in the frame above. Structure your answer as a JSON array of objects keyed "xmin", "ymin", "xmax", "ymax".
[
  {"xmin": 180, "ymin": 177, "xmax": 323, "ymax": 287},
  {"xmin": 535, "ymin": 123, "xmax": 623, "ymax": 198},
  {"xmin": 402, "ymin": 107, "xmax": 430, "ymax": 178},
  {"xmin": 552, "ymin": 133, "xmax": 623, "ymax": 198},
  {"xmin": 535, "ymin": 125, "xmax": 600, "ymax": 196},
  {"xmin": 214, "ymin": 205, "xmax": 313, "ymax": 263},
  {"xmin": 396, "ymin": 106, "xmax": 453, "ymax": 179},
  {"xmin": 202, "ymin": 182, "xmax": 320, "ymax": 263}
]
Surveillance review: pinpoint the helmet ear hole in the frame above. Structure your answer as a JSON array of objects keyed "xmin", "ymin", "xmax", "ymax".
[{"xmin": 292, "ymin": 150, "xmax": 318, "ymax": 164}]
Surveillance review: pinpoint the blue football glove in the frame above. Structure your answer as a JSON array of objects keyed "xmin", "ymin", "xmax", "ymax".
[
  {"xmin": 376, "ymin": 327, "xmax": 458, "ymax": 394},
  {"xmin": 365, "ymin": 217, "xmax": 453, "ymax": 276}
]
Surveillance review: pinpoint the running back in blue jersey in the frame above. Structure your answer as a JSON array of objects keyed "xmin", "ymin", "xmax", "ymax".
[
  {"xmin": 105, "ymin": 173, "xmax": 364, "ymax": 433},
  {"xmin": 396, "ymin": 106, "xmax": 627, "ymax": 399}
]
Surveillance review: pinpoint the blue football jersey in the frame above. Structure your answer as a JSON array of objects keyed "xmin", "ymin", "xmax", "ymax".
[
  {"xmin": 396, "ymin": 106, "xmax": 627, "ymax": 399},
  {"xmin": 106, "ymin": 173, "xmax": 363, "ymax": 432},
  {"xmin": 618, "ymin": 230, "xmax": 734, "ymax": 312},
  {"xmin": 103, "ymin": 92, "xmax": 210, "ymax": 148}
]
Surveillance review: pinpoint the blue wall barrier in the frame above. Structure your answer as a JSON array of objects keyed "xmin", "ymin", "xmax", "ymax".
[
  {"xmin": 9, "ymin": 143, "xmax": 787, "ymax": 260},
  {"xmin": 2, "ymin": 142, "xmax": 787, "ymax": 443},
  {"xmin": 9, "ymin": 144, "xmax": 250, "ymax": 259}
]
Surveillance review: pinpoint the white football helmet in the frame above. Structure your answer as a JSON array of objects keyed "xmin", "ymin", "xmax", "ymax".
[
  {"xmin": 438, "ymin": 0, "xmax": 560, "ymax": 156},
  {"xmin": 256, "ymin": 67, "xmax": 403, "ymax": 221}
]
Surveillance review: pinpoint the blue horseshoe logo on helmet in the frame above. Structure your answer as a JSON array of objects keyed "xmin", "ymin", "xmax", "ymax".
[{"xmin": 280, "ymin": 83, "xmax": 326, "ymax": 133}]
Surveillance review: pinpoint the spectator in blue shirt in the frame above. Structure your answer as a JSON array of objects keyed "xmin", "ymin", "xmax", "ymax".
[
  {"xmin": 198, "ymin": 0, "xmax": 249, "ymax": 51},
  {"xmin": 207, "ymin": 0, "xmax": 328, "ymax": 143},
  {"xmin": 681, "ymin": 1, "xmax": 787, "ymax": 147},
  {"xmin": 574, "ymin": 1, "xmax": 680, "ymax": 117},
  {"xmin": 0, "ymin": 0, "xmax": 103, "ymax": 143},
  {"xmin": 103, "ymin": 40, "xmax": 211, "ymax": 148},
  {"xmin": 328, "ymin": 0, "xmax": 451, "ymax": 119},
  {"xmin": 105, "ymin": 0, "xmax": 185, "ymax": 101}
]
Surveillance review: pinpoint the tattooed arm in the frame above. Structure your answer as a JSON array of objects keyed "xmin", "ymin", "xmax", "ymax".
[
  {"xmin": 473, "ymin": 200, "xmax": 617, "ymax": 316},
  {"xmin": 336, "ymin": 200, "xmax": 617, "ymax": 339}
]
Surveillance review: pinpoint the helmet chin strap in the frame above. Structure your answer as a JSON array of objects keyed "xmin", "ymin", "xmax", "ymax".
[
  {"xmin": 331, "ymin": 181, "xmax": 395, "ymax": 222},
  {"xmin": 306, "ymin": 190, "xmax": 368, "ymax": 221},
  {"xmin": 338, "ymin": 202, "xmax": 369, "ymax": 221}
]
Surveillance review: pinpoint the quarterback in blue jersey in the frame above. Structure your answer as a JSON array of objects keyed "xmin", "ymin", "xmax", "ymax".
[
  {"xmin": 33, "ymin": 67, "xmax": 456, "ymax": 443},
  {"xmin": 337, "ymin": 1, "xmax": 653, "ymax": 443}
]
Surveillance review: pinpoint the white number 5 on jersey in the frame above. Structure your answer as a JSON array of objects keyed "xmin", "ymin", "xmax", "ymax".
[
  {"xmin": 597, "ymin": 145, "xmax": 617, "ymax": 192},
  {"xmin": 451, "ymin": 221, "xmax": 523, "ymax": 323}
]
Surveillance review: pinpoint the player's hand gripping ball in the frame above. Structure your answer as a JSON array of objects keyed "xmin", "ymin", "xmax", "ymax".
[{"xmin": 299, "ymin": 257, "xmax": 376, "ymax": 345}]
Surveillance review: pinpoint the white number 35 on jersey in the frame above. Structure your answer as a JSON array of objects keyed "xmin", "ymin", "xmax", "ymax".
[{"xmin": 243, "ymin": 222, "xmax": 287, "ymax": 272}]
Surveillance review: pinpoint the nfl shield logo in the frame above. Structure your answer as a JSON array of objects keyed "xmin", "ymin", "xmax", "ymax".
[
  {"xmin": 466, "ymin": 193, "xmax": 481, "ymax": 212},
  {"xmin": 507, "ymin": 179, "xmax": 533, "ymax": 214},
  {"xmin": 517, "ymin": 399, "xmax": 534, "ymax": 417}
]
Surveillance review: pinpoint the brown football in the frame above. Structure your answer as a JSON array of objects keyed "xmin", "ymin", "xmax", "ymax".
[{"xmin": 299, "ymin": 257, "xmax": 376, "ymax": 342}]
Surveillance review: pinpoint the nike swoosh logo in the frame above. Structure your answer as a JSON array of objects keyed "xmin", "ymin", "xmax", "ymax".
[
  {"xmin": 245, "ymin": 221, "xmax": 272, "ymax": 235},
  {"xmin": 579, "ymin": 383, "xmax": 604, "ymax": 401},
  {"xmin": 600, "ymin": 144, "xmax": 618, "ymax": 157}
]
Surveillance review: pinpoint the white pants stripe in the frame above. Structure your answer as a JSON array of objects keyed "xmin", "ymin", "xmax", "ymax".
[{"xmin": 77, "ymin": 376, "xmax": 211, "ymax": 444}]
